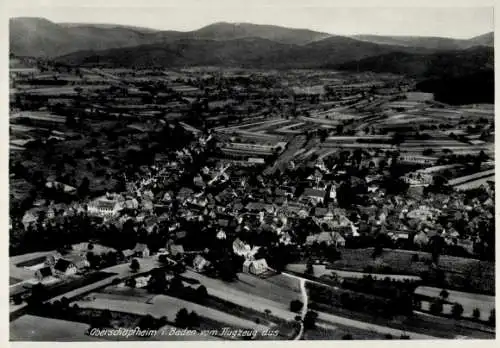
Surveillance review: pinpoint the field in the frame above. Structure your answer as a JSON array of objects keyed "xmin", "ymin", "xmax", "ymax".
[
  {"xmin": 286, "ymin": 264, "xmax": 421, "ymax": 282},
  {"xmin": 10, "ymin": 315, "xmax": 95, "ymax": 341},
  {"xmin": 304, "ymin": 321, "xmax": 386, "ymax": 340},
  {"xmin": 322, "ymin": 248, "xmax": 494, "ymax": 293},
  {"xmin": 10, "ymin": 277, "xmax": 22, "ymax": 285},
  {"xmin": 10, "ymin": 251, "xmax": 55, "ymax": 282},
  {"xmin": 183, "ymin": 270, "xmax": 301, "ymax": 319},
  {"xmin": 416, "ymin": 286, "xmax": 495, "ymax": 321},
  {"xmin": 73, "ymin": 293, "xmax": 269, "ymax": 332},
  {"xmin": 16, "ymin": 256, "xmax": 47, "ymax": 268}
]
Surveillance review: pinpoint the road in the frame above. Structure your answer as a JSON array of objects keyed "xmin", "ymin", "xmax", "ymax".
[
  {"xmin": 294, "ymin": 278, "xmax": 308, "ymax": 340},
  {"xmin": 263, "ymin": 135, "xmax": 306, "ymax": 175}
]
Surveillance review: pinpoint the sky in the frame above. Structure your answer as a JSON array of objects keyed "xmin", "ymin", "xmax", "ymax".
[{"xmin": 8, "ymin": 0, "xmax": 495, "ymax": 39}]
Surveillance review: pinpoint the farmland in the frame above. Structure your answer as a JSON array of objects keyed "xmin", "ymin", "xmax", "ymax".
[
  {"xmin": 182, "ymin": 270, "xmax": 301, "ymax": 320},
  {"xmin": 286, "ymin": 263, "xmax": 421, "ymax": 282},
  {"xmin": 416, "ymin": 286, "xmax": 495, "ymax": 321},
  {"xmin": 319, "ymin": 248, "xmax": 494, "ymax": 294},
  {"xmin": 10, "ymin": 315, "xmax": 94, "ymax": 341},
  {"xmin": 72, "ymin": 294, "xmax": 270, "ymax": 333}
]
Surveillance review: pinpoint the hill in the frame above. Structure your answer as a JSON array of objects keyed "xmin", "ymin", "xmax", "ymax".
[
  {"xmin": 335, "ymin": 46, "xmax": 494, "ymax": 105},
  {"xmin": 467, "ymin": 32, "xmax": 494, "ymax": 47},
  {"xmin": 335, "ymin": 46, "xmax": 493, "ymax": 77},
  {"xmin": 54, "ymin": 35, "xmax": 437, "ymax": 69},
  {"xmin": 54, "ymin": 38, "xmax": 294, "ymax": 68},
  {"xmin": 352, "ymin": 32, "xmax": 494, "ymax": 50},
  {"xmin": 190, "ymin": 22, "xmax": 331, "ymax": 45},
  {"xmin": 9, "ymin": 18, "xmax": 332, "ymax": 57}
]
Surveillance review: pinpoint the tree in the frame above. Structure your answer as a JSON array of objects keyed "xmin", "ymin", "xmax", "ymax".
[
  {"xmin": 439, "ymin": 289, "xmax": 449, "ymax": 300},
  {"xmin": 126, "ymin": 277, "xmax": 136, "ymax": 288},
  {"xmin": 78, "ymin": 177, "xmax": 90, "ymax": 197},
  {"xmin": 169, "ymin": 275, "xmax": 184, "ymax": 295},
  {"xmin": 290, "ymin": 300, "xmax": 304, "ymax": 313},
  {"xmin": 303, "ymin": 310, "xmax": 318, "ymax": 330},
  {"xmin": 472, "ymin": 308, "xmax": 481, "ymax": 320},
  {"xmin": 430, "ymin": 299, "xmax": 443, "ymax": 315},
  {"xmin": 138, "ymin": 314, "xmax": 157, "ymax": 330},
  {"xmin": 188, "ymin": 311, "xmax": 201, "ymax": 328},
  {"xmin": 488, "ymin": 309, "xmax": 495, "ymax": 325},
  {"xmin": 175, "ymin": 308, "xmax": 190, "ymax": 328},
  {"xmin": 130, "ymin": 258, "xmax": 140, "ymax": 272},
  {"xmin": 195, "ymin": 285, "xmax": 208, "ymax": 303},
  {"xmin": 451, "ymin": 303, "xmax": 464, "ymax": 319},
  {"xmin": 429, "ymin": 235, "xmax": 445, "ymax": 265},
  {"xmin": 305, "ymin": 261, "xmax": 314, "ymax": 276},
  {"xmin": 147, "ymin": 269, "xmax": 168, "ymax": 294},
  {"xmin": 12, "ymin": 294, "xmax": 23, "ymax": 305},
  {"xmin": 342, "ymin": 334, "xmax": 353, "ymax": 340},
  {"xmin": 27, "ymin": 283, "xmax": 47, "ymax": 307},
  {"xmin": 100, "ymin": 309, "xmax": 112, "ymax": 326}
]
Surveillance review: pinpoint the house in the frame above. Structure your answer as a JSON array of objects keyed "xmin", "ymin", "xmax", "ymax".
[
  {"xmin": 44, "ymin": 252, "xmax": 62, "ymax": 267},
  {"xmin": 413, "ymin": 231, "xmax": 429, "ymax": 247},
  {"xmin": 248, "ymin": 259, "xmax": 269, "ymax": 275},
  {"xmin": 35, "ymin": 266, "xmax": 53, "ymax": 281},
  {"xmin": 216, "ymin": 230, "xmax": 227, "ymax": 240},
  {"xmin": 307, "ymin": 232, "xmax": 346, "ymax": 247},
  {"xmin": 53, "ymin": 259, "xmax": 78, "ymax": 277},
  {"xmin": 331, "ymin": 232, "xmax": 346, "ymax": 247},
  {"xmin": 87, "ymin": 197, "xmax": 123, "ymax": 217},
  {"xmin": 314, "ymin": 207, "xmax": 329, "ymax": 218},
  {"xmin": 243, "ymin": 259, "xmax": 269, "ymax": 275},
  {"xmin": 133, "ymin": 243, "xmax": 150, "ymax": 258},
  {"xmin": 122, "ymin": 249, "xmax": 135, "ymax": 261},
  {"xmin": 193, "ymin": 255, "xmax": 211, "ymax": 272},
  {"xmin": 21, "ymin": 210, "xmax": 38, "ymax": 230},
  {"xmin": 169, "ymin": 244, "xmax": 184, "ymax": 257},
  {"xmin": 302, "ymin": 188, "xmax": 325, "ymax": 204}
]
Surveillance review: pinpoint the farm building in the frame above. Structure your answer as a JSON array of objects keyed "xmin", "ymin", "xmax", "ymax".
[
  {"xmin": 242, "ymin": 259, "xmax": 269, "ymax": 275},
  {"xmin": 193, "ymin": 255, "xmax": 211, "ymax": 273},
  {"xmin": 169, "ymin": 244, "xmax": 185, "ymax": 257},
  {"xmin": 35, "ymin": 266, "xmax": 53, "ymax": 281},
  {"xmin": 53, "ymin": 259, "xmax": 78, "ymax": 277},
  {"xmin": 132, "ymin": 243, "xmax": 150, "ymax": 258}
]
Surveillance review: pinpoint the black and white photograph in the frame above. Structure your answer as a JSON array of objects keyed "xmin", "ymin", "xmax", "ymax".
[{"xmin": 7, "ymin": 0, "xmax": 496, "ymax": 342}]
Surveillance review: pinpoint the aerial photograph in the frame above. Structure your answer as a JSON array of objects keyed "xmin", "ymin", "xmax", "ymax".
[{"xmin": 8, "ymin": 1, "xmax": 495, "ymax": 342}]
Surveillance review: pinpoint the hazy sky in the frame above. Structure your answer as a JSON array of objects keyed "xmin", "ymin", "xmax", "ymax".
[{"xmin": 9, "ymin": 0, "xmax": 494, "ymax": 39}]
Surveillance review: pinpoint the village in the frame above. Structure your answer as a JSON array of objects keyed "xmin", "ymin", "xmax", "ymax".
[{"xmin": 9, "ymin": 56, "xmax": 495, "ymax": 341}]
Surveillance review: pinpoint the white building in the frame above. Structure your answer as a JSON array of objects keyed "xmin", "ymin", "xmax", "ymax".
[
  {"xmin": 87, "ymin": 197, "xmax": 123, "ymax": 217},
  {"xmin": 242, "ymin": 259, "xmax": 269, "ymax": 275}
]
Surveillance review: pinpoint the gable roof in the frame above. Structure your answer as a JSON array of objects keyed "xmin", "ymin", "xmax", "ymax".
[
  {"xmin": 134, "ymin": 243, "xmax": 149, "ymax": 252},
  {"xmin": 303, "ymin": 188, "xmax": 325, "ymax": 198},
  {"xmin": 169, "ymin": 244, "xmax": 184, "ymax": 255},
  {"xmin": 38, "ymin": 266, "xmax": 53, "ymax": 277},
  {"xmin": 54, "ymin": 258, "xmax": 73, "ymax": 272},
  {"xmin": 122, "ymin": 249, "xmax": 134, "ymax": 257}
]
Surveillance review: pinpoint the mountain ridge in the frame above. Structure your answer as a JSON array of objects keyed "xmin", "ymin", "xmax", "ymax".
[{"xmin": 10, "ymin": 17, "xmax": 493, "ymax": 58}]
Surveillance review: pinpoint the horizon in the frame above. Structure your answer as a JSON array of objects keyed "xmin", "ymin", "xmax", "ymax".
[
  {"xmin": 8, "ymin": 1, "xmax": 494, "ymax": 40},
  {"xmin": 9, "ymin": 16, "xmax": 495, "ymax": 40}
]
